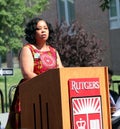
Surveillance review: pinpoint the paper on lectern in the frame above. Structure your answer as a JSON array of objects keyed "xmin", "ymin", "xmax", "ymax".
[{"xmin": 112, "ymin": 97, "xmax": 120, "ymax": 117}]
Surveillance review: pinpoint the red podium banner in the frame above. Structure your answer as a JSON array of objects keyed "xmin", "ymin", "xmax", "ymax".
[{"xmin": 68, "ymin": 78, "xmax": 103, "ymax": 129}]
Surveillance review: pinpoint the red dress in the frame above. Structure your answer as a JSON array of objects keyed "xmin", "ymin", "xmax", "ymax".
[
  {"xmin": 25, "ymin": 43, "xmax": 57, "ymax": 74},
  {"xmin": 5, "ymin": 44, "xmax": 58, "ymax": 129}
]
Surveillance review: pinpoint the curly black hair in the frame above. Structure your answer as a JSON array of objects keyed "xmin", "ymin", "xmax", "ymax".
[{"xmin": 24, "ymin": 17, "xmax": 55, "ymax": 44}]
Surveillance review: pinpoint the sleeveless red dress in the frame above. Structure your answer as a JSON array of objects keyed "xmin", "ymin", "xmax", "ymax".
[
  {"xmin": 25, "ymin": 43, "xmax": 57, "ymax": 75},
  {"xmin": 6, "ymin": 44, "xmax": 58, "ymax": 129}
]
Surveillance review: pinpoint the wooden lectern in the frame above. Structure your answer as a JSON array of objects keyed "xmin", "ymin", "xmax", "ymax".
[{"xmin": 19, "ymin": 67, "xmax": 112, "ymax": 129}]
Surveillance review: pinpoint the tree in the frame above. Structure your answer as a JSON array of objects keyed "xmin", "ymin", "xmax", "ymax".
[
  {"xmin": 99, "ymin": 0, "xmax": 111, "ymax": 11},
  {"xmin": 49, "ymin": 21, "xmax": 104, "ymax": 67},
  {"xmin": 0, "ymin": 0, "xmax": 48, "ymax": 62}
]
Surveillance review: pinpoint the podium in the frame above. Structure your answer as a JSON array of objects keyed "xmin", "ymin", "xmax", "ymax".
[{"xmin": 19, "ymin": 67, "xmax": 112, "ymax": 129}]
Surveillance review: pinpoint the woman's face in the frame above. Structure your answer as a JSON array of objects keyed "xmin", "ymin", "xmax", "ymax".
[{"xmin": 35, "ymin": 20, "xmax": 49, "ymax": 43}]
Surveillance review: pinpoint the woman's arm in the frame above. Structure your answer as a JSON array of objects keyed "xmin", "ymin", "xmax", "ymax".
[
  {"xmin": 56, "ymin": 51, "xmax": 64, "ymax": 68},
  {"xmin": 19, "ymin": 46, "xmax": 37, "ymax": 80}
]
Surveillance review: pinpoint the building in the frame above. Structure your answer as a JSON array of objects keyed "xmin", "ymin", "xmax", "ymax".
[
  {"xmin": 40, "ymin": 0, "xmax": 112, "ymax": 71},
  {"xmin": 109, "ymin": 0, "xmax": 120, "ymax": 74}
]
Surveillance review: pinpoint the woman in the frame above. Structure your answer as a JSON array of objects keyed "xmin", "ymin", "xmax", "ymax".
[
  {"xmin": 20, "ymin": 17, "xmax": 63, "ymax": 80},
  {"xmin": 6, "ymin": 17, "xmax": 63, "ymax": 129}
]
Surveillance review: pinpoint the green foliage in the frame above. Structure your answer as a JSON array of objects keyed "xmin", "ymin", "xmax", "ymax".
[
  {"xmin": 99, "ymin": 0, "xmax": 111, "ymax": 11},
  {"xmin": 0, "ymin": 0, "xmax": 49, "ymax": 60}
]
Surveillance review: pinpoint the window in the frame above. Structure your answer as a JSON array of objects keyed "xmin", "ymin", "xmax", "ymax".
[
  {"xmin": 57, "ymin": 0, "xmax": 75, "ymax": 25},
  {"xmin": 109, "ymin": 0, "xmax": 120, "ymax": 29}
]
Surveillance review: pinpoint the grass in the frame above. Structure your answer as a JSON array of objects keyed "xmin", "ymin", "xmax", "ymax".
[
  {"xmin": 0, "ymin": 68, "xmax": 23, "ymax": 112},
  {"xmin": 113, "ymin": 75, "xmax": 120, "ymax": 80},
  {"xmin": 111, "ymin": 75, "xmax": 120, "ymax": 93},
  {"xmin": 0, "ymin": 68, "xmax": 22, "ymax": 92}
]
